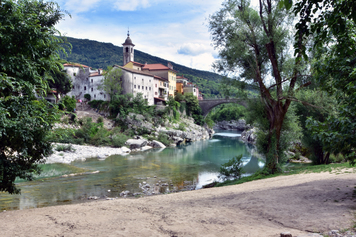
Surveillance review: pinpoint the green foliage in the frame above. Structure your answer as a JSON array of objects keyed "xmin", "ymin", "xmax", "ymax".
[
  {"xmin": 55, "ymin": 144, "xmax": 75, "ymax": 152},
  {"xmin": 98, "ymin": 66, "xmax": 122, "ymax": 99},
  {"xmin": 246, "ymin": 97, "xmax": 302, "ymax": 172},
  {"xmin": 178, "ymin": 123, "xmax": 186, "ymax": 131},
  {"xmin": 84, "ymin": 94, "xmax": 91, "ymax": 101},
  {"xmin": 294, "ymin": 89, "xmax": 337, "ymax": 164},
  {"xmin": 112, "ymin": 133, "xmax": 129, "ymax": 148},
  {"xmin": 210, "ymin": 104, "xmax": 246, "ymax": 122},
  {"xmin": 157, "ymin": 132, "xmax": 171, "ymax": 146},
  {"xmin": 219, "ymin": 155, "xmax": 244, "ymax": 180},
  {"xmin": 174, "ymin": 93, "xmax": 185, "ymax": 102},
  {"xmin": 49, "ymin": 70, "xmax": 72, "ymax": 95},
  {"xmin": 293, "ymin": 0, "xmax": 356, "ymax": 166},
  {"xmin": 0, "ymin": 0, "xmax": 68, "ymax": 194},
  {"xmin": 62, "ymin": 95, "xmax": 76, "ymax": 112},
  {"xmin": 97, "ymin": 117, "xmax": 104, "ymax": 123},
  {"xmin": 185, "ymin": 94, "xmax": 203, "ymax": 125},
  {"xmin": 204, "ymin": 116, "xmax": 214, "ymax": 129}
]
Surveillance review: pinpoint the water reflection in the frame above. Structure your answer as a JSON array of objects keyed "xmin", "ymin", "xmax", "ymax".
[{"xmin": 0, "ymin": 130, "xmax": 264, "ymax": 211}]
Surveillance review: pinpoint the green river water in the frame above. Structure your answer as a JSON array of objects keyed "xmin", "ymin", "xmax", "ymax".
[{"xmin": 0, "ymin": 130, "xmax": 264, "ymax": 211}]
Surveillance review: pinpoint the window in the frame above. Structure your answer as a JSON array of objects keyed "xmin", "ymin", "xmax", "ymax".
[
  {"xmin": 134, "ymin": 77, "xmax": 136, "ymax": 79},
  {"xmin": 84, "ymin": 86, "xmax": 86, "ymax": 90},
  {"xmin": 104, "ymin": 95, "xmax": 106, "ymax": 99},
  {"xmin": 134, "ymin": 85, "xmax": 136, "ymax": 88},
  {"xmin": 142, "ymin": 79, "xmax": 144, "ymax": 82},
  {"xmin": 138, "ymin": 85, "xmax": 140, "ymax": 89},
  {"xmin": 155, "ymin": 92, "xmax": 157, "ymax": 95},
  {"xmin": 77, "ymin": 85, "xmax": 80, "ymax": 89},
  {"xmin": 91, "ymin": 88, "xmax": 93, "ymax": 92},
  {"xmin": 126, "ymin": 47, "xmax": 128, "ymax": 52},
  {"xmin": 72, "ymin": 86, "xmax": 74, "ymax": 89},
  {"xmin": 155, "ymin": 84, "xmax": 157, "ymax": 88},
  {"xmin": 91, "ymin": 79, "xmax": 93, "ymax": 83},
  {"xmin": 73, "ymin": 72, "xmax": 76, "ymax": 76},
  {"xmin": 149, "ymin": 87, "xmax": 151, "ymax": 91},
  {"xmin": 149, "ymin": 80, "xmax": 151, "ymax": 82},
  {"xmin": 131, "ymin": 48, "xmax": 133, "ymax": 53},
  {"xmin": 146, "ymin": 86, "xmax": 147, "ymax": 90},
  {"xmin": 94, "ymin": 94, "xmax": 96, "ymax": 98}
]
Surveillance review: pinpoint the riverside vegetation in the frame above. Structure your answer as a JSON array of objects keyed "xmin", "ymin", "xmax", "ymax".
[{"xmin": 47, "ymin": 93, "xmax": 211, "ymax": 149}]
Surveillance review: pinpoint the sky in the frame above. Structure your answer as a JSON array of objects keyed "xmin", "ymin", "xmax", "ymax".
[{"xmin": 54, "ymin": 0, "xmax": 259, "ymax": 73}]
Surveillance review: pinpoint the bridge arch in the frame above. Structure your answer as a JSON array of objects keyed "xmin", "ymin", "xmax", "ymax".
[{"xmin": 198, "ymin": 98, "xmax": 247, "ymax": 117}]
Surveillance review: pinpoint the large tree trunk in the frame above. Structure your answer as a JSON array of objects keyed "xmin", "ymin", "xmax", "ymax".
[{"xmin": 263, "ymin": 97, "xmax": 290, "ymax": 173}]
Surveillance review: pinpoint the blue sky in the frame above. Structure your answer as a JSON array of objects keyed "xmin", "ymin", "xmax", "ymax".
[{"xmin": 55, "ymin": 0, "xmax": 259, "ymax": 72}]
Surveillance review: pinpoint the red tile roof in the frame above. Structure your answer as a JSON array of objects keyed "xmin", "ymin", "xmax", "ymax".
[
  {"xmin": 142, "ymin": 63, "xmax": 177, "ymax": 72},
  {"xmin": 63, "ymin": 63, "xmax": 90, "ymax": 68},
  {"xmin": 89, "ymin": 72, "xmax": 103, "ymax": 77}
]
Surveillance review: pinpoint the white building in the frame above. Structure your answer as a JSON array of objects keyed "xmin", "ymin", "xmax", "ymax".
[{"xmin": 64, "ymin": 63, "xmax": 107, "ymax": 101}]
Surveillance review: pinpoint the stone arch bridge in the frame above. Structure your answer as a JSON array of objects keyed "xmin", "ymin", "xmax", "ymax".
[{"xmin": 199, "ymin": 98, "xmax": 247, "ymax": 117}]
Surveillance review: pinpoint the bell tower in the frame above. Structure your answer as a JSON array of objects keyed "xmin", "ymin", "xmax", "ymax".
[{"xmin": 122, "ymin": 30, "xmax": 135, "ymax": 66}]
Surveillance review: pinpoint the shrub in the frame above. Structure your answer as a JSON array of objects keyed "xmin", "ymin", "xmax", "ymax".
[
  {"xmin": 62, "ymin": 95, "xmax": 76, "ymax": 113},
  {"xmin": 90, "ymin": 127, "xmax": 111, "ymax": 146},
  {"xmin": 178, "ymin": 123, "xmax": 186, "ymax": 131},
  {"xmin": 55, "ymin": 144, "xmax": 75, "ymax": 152},
  {"xmin": 84, "ymin": 93, "xmax": 91, "ymax": 101},
  {"xmin": 219, "ymin": 155, "xmax": 244, "ymax": 180},
  {"xmin": 112, "ymin": 133, "xmax": 129, "ymax": 147},
  {"xmin": 97, "ymin": 117, "xmax": 104, "ymax": 123},
  {"xmin": 157, "ymin": 132, "xmax": 171, "ymax": 146}
]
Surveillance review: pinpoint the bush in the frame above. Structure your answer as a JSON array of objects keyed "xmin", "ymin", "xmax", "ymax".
[
  {"xmin": 157, "ymin": 132, "xmax": 171, "ymax": 146},
  {"xmin": 219, "ymin": 155, "xmax": 244, "ymax": 180},
  {"xmin": 90, "ymin": 127, "xmax": 111, "ymax": 146},
  {"xmin": 62, "ymin": 95, "xmax": 76, "ymax": 112},
  {"xmin": 84, "ymin": 93, "xmax": 91, "ymax": 101},
  {"xmin": 97, "ymin": 117, "xmax": 104, "ymax": 123},
  {"xmin": 178, "ymin": 123, "xmax": 186, "ymax": 131},
  {"xmin": 55, "ymin": 144, "xmax": 75, "ymax": 152},
  {"xmin": 112, "ymin": 133, "xmax": 129, "ymax": 147}
]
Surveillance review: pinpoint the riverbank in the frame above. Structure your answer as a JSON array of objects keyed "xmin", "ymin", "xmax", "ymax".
[{"xmin": 2, "ymin": 171, "xmax": 356, "ymax": 237}]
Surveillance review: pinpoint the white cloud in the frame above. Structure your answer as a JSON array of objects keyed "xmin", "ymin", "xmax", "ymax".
[
  {"xmin": 113, "ymin": 0, "xmax": 151, "ymax": 11},
  {"xmin": 177, "ymin": 43, "xmax": 212, "ymax": 56},
  {"xmin": 63, "ymin": 0, "xmax": 101, "ymax": 13}
]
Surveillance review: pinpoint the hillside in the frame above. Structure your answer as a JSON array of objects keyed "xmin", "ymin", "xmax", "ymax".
[{"xmin": 59, "ymin": 37, "xmax": 224, "ymax": 98}]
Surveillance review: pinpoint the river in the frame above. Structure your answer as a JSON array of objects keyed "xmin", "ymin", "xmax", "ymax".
[{"xmin": 0, "ymin": 130, "xmax": 264, "ymax": 211}]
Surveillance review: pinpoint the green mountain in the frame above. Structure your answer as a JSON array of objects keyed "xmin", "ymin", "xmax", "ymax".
[{"xmin": 59, "ymin": 36, "xmax": 224, "ymax": 98}]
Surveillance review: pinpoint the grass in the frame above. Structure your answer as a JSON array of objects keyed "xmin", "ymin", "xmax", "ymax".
[{"xmin": 214, "ymin": 162, "xmax": 356, "ymax": 188}]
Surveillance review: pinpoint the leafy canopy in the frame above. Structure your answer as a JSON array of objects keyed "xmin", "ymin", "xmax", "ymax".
[{"xmin": 0, "ymin": 0, "xmax": 68, "ymax": 194}]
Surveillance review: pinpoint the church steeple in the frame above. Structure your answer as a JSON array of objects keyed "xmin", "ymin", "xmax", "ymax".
[{"xmin": 122, "ymin": 30, "xmax": 135, "ymax": 66}]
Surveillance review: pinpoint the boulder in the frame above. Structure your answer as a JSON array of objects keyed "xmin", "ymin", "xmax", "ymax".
[
  {"xmin": 149, "ymin": 140, "xmax": 166, "ymax": 148},
  {"xmin": 125, "ymin": 139, "xmax": 148, "ymax": 149}
]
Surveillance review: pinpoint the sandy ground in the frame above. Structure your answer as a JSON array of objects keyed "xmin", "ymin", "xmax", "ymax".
[{"xmin": 1, "ymin": 171, "xmax": 356, "ymax": 237}]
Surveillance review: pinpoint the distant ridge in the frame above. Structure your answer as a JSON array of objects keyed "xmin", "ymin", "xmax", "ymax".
[{"xmin": 59, "ymin": 37, "xmax": 222, "ymax": 82}]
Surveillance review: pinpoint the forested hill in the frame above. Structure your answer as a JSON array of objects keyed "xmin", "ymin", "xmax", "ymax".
[{"xmin": 59, "ymin": 36, "xmax": 225, "ymax": 98}]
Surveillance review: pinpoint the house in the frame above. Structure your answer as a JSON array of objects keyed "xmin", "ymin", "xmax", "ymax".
[
  {"xmin": 176, "ymin": 75, "xmax": 203, "ymax": 100},
  {"xmin": 141, "ymin": 62, "xmax": 177, "ymax": 97},
  {"xmin": 115, "ymin": 65, "xmax": 155, "ymax": 105},
  {"xmin": 64, "ymin": 63, "xmax": 107, "ymax": 101}
]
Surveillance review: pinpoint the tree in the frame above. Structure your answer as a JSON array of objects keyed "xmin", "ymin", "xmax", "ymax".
[
  {"xmin": 292, "ymin": 0, "xmax": 356, "ymax": 165},
  {"xmin": 99, "ymin": 66, "xmax": 123, "ymax": 100},
  {"xmin": 0, "ymin": 0, "xmax": 68, "ymax": 194},
  {"xmin": 49, "ymin": 69, "xmax": 72, "ymax": 96},
  {"xmin": 210, "ymin": 0, "xmax": 307, "ymax": 173}
]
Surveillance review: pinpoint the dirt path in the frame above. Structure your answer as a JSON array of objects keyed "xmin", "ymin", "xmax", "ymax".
[{"xmin": 1, "ymin": 171, "xmax": 356, "ymax": 237}]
